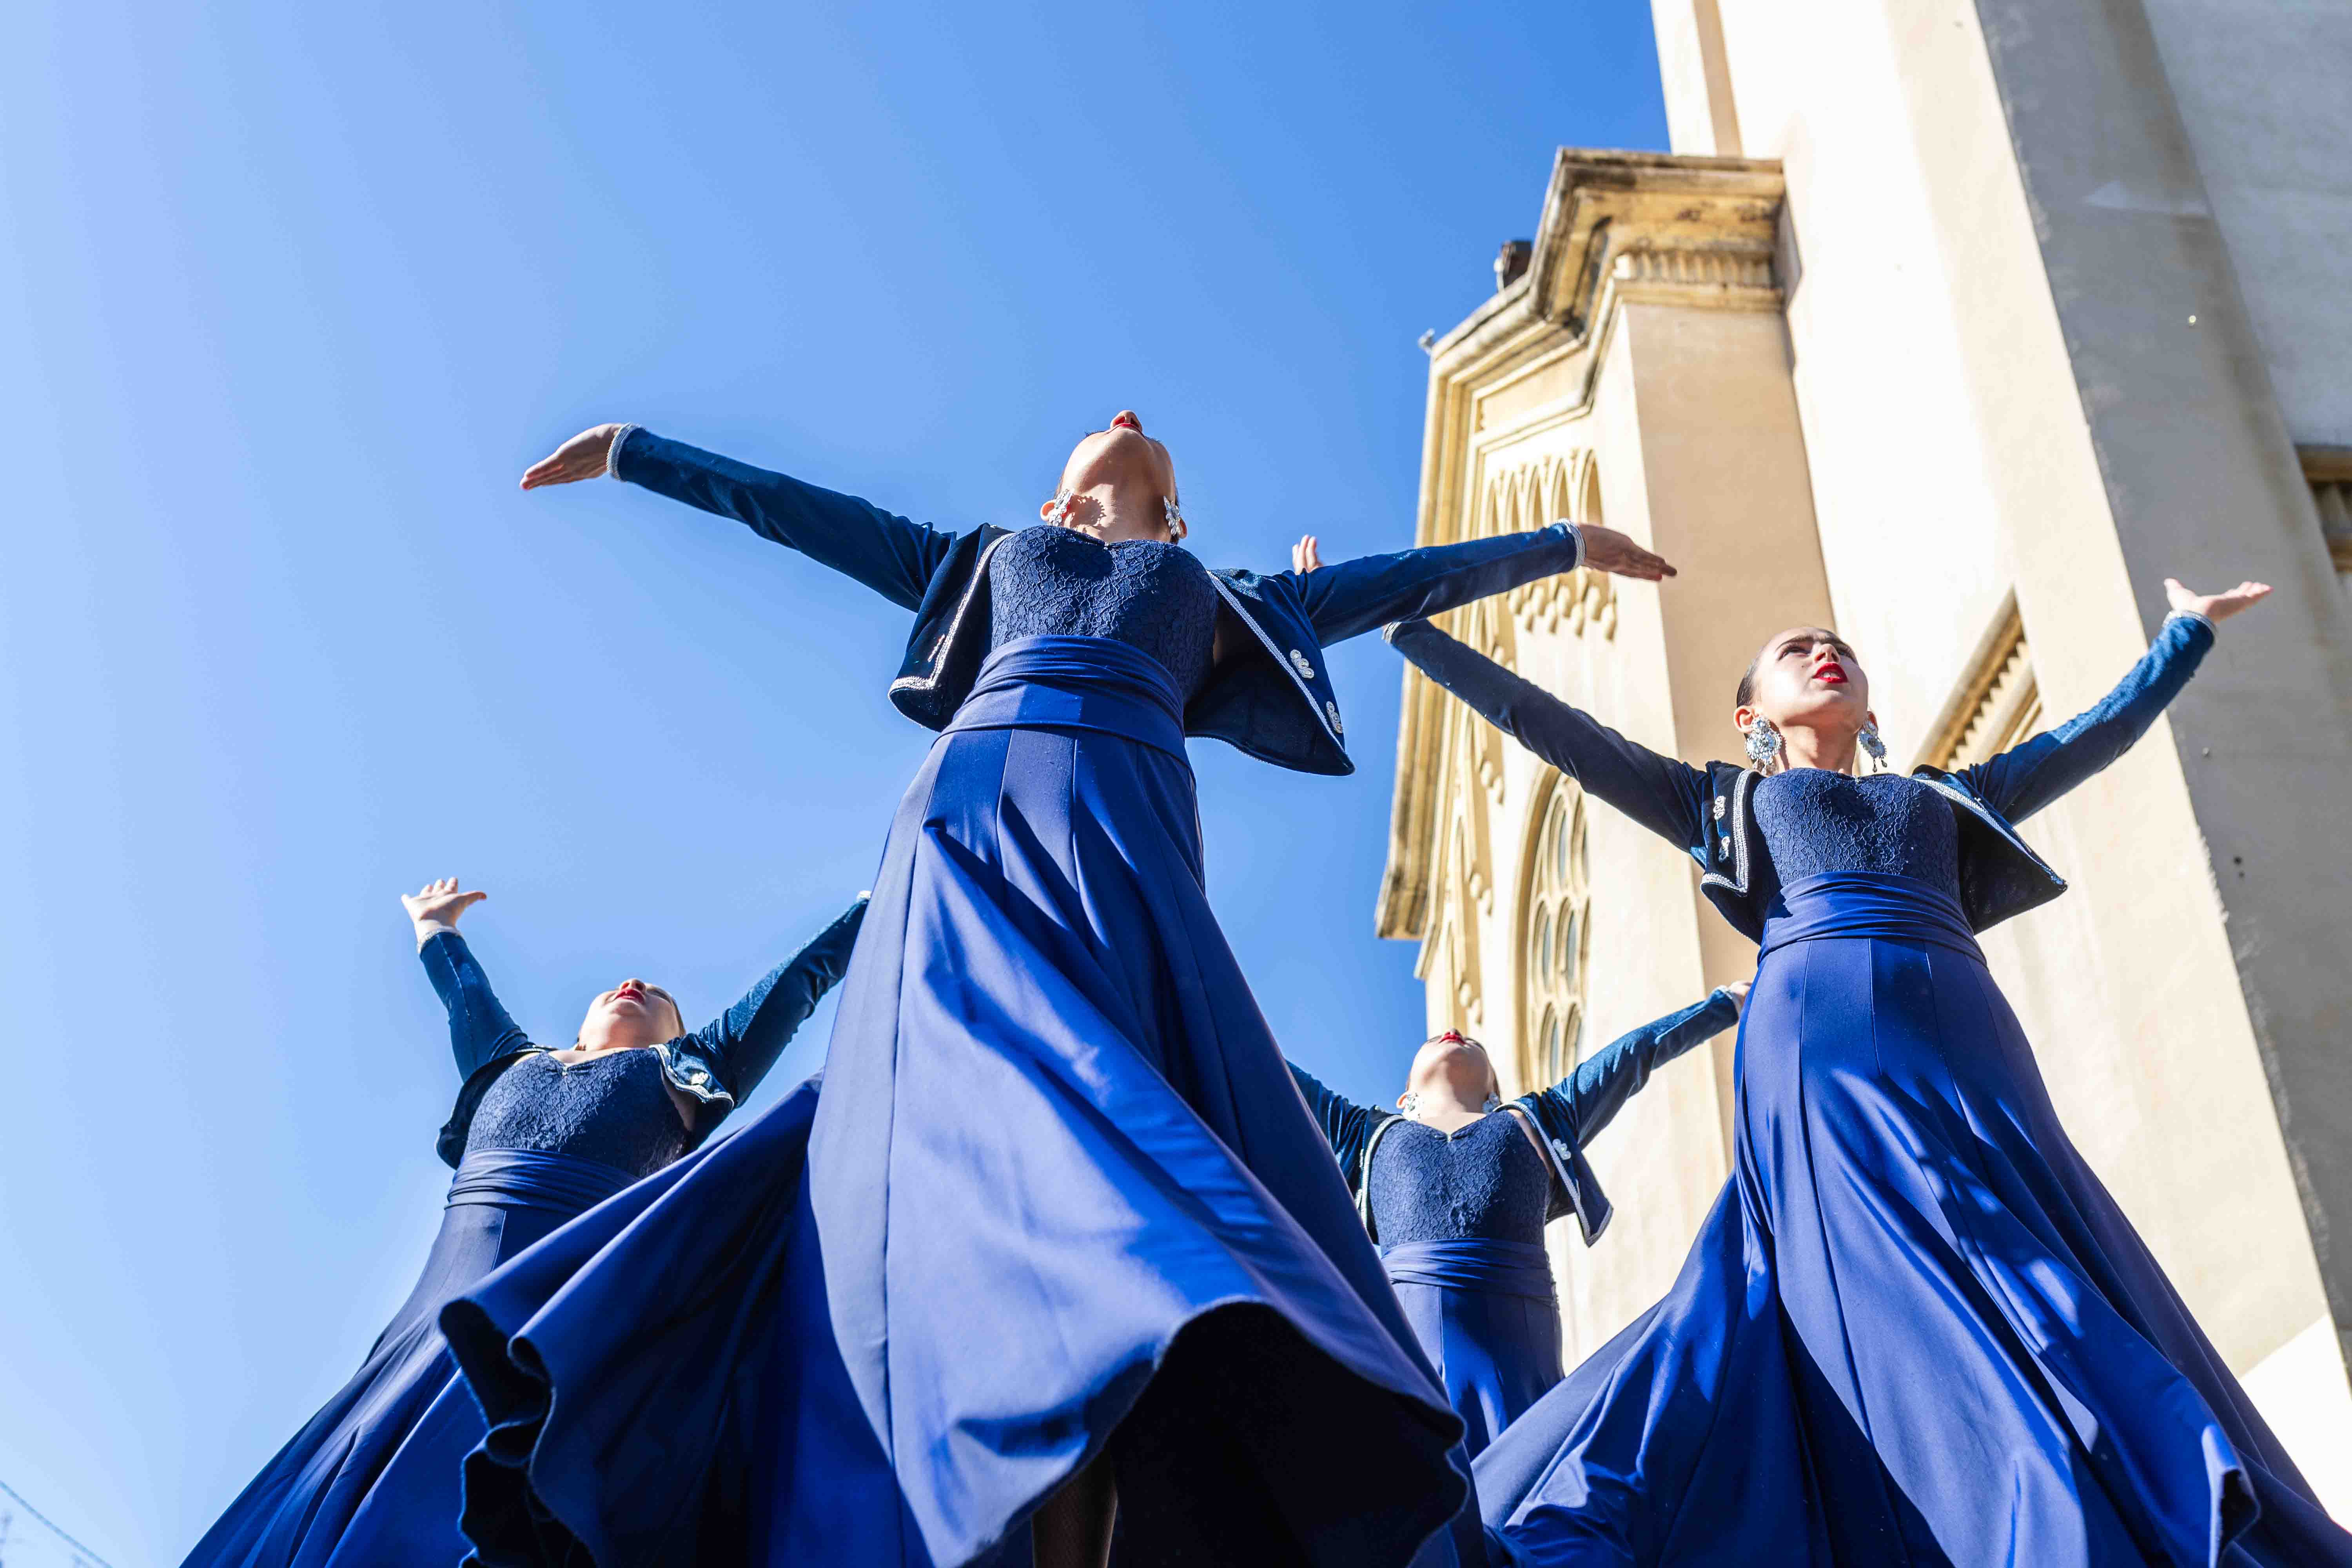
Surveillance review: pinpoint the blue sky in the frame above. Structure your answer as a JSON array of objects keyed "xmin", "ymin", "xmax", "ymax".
[{"xmin": 0, "ymin": 2, "xmax": 1665, "ymax": 1556}]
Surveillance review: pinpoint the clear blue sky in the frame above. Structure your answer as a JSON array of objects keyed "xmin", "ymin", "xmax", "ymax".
[{"xmin": 0, "ymin": 3, "xmax": 1666, "ymax": 1557}]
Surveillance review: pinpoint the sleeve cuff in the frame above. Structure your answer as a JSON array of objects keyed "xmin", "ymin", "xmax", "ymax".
[
  {"xmin": 1557, "ymin": 520, "xmax": 1585, "ymax": 573},
  {"xmin": 2164, "ymin": 608, "xmax": 2216, "ymax": 633},
  {"xmin": 604, "ymin": 424, "xmax": 640, "ymax": 480}
]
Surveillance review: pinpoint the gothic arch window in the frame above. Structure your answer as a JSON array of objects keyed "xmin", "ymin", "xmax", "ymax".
[{"xmin": 1521, "ymin": 777, "xmax": 1592, "ymax": 1091}]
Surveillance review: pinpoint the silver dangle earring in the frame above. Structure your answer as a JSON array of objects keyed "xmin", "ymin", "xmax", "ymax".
[
  {"xmin": 1045, "ymin": 490, "xmax": 1078, "ymax": 526},
  {"xmin": 1481, "ymin": 1093, "xmax": 1502, "ymax": 1114},
  {"xmin": 1857, "ymin": 720, "xmax": 1889, "ymax": 773},
  {"xmin": 1161, "ymin": 495, "xmax": 1187, "ymax": 540},
  {"xmin": 1744, "ymin": 717, "xmax": 1783, "ymax": 771},
  {"xmin": 1400, "ymin": 1091, "xmax": 1422, "ymax": 1119}
]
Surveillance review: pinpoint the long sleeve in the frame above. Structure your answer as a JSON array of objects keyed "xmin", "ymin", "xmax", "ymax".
[
  {"xmin": 1957, "ymin": 612, "xmax": 2215, "ymax": 824},
  {"xmin": 1290, "ymin": 524, "xmax": 1585, "ymax": 646},
  {"xmin": 1390, "ymin": 617, "xmax": 1710, "ymax": 852},
  {"xmin": 683, "ymin": 895, "xmax": 869, "ymax": 1104},
  {"xmin": 419, "ymin": 931, "xmax": 533, "ymax": 1082},
  {"xmin": 612, "ymin": 428, "xmax": 960, "ymax": 611},
  {"xmin": 1526, "ymin": 989, "xmax": 1740, "ymax": 1149},
  {"xmin": 1288, "ymin": 1062, "xmax": 1378, "ymax": 1191}
]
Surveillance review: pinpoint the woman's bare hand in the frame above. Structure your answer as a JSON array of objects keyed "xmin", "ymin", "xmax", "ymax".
[
  {"xmin": 521, "ymin": 425, "xmax": 626, "ymax": 490},
  {"xmin": 401, "ymin": 877, "xmax": 486, "ymax": 944},
  {"xmin": 1577, "ymin": 524, "xmax": 1676, "ymax": 581},
  {"xmin": 2165, "ymin": 577, "xmax": 2271, "ymax": 623},
  {"xmin": 1292, "ymin": 534, "xmax": 1325, "ymax": 574},
  {"xmin": 1724, "ymin": 979, "xmax": 1752, "ymax": 1014}
]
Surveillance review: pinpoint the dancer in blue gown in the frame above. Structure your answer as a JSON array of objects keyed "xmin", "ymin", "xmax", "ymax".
[
  {"xmin": 1288, "ymin": 993, "xmax": 1742, "ymax": 1459},
  {"xmin": 440, "ymin": 413, "xmax": 1675, "ymax": 1568},
  {"xmin": 1389, "ymin": 575, "xmax": 2352, "ymax": 1566},
  {"xmin": 180, "ymin": 878, "xmax": 863, "ymax": 1568}
]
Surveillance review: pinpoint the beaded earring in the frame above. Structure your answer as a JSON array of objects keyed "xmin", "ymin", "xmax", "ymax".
[
  {"xmin": 1857, "ymin": 720, "xmax": 1889, "ymax": 772},
  {"xmin": 1162, "ymin": 496, "xmax": 1187, "ymax": 540},
  {"xmin": 1044, "ymin": 490, "xmax": 1078, "ymax": 526},
  {"xmin": 1744, "ymin": 717, "xmax": 1784, "ymax": 771}
]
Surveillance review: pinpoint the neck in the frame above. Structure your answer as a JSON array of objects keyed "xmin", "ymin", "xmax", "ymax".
[
  {"xmin": 1775, "ymin": 724, "xmax": 1860, "ymax": 775},
  {"xmin": 1405, "ymin": 1082, "xmax": 1490, "ymax": 1120},
  {"xmin": 1058, "ymin": 480, "xmax": 1171, "ymax": 544}
]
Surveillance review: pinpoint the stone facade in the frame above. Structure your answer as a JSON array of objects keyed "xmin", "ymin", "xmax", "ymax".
[{"xmin": 1381, "ymin": 0, "xmax": 2352, "ymax": 1505}]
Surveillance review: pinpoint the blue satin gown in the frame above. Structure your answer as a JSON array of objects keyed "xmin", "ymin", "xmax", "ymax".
[
  {"xmin": 1449, "ymin": 728, "xmax": 2352, "ymax": 1562},
  {"xmin": 442, "ymin": 530, "xmax": 1471, "ymax": 1568},
  {"xmin": 179, "ymin": 914, "xmax": 855, "ymax": 1568}
]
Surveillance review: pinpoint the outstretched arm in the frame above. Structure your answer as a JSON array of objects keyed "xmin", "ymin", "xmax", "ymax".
[
  {"xmin": 405, "ymin": 878, "xmax": 532, "ymax": 1080},
  {"xmin": 1959, "ymin": 579, "xmax": 2268, "ymax": 823},
  {"xmin": 1527, "ymin": 985, "xmax": 1744, "ymax": 1149},
  {"xmin": 521, "ymin": 425, "xmax": 958, "ymax": 610},
  {"xmin": 1288, "ymin": 1062, "xmax": 1379, "ymax": 1184},
  {"xmin": 1290, "ymin": 523, "xmax": 1674, "ymax": 648},
  {"xmin": 1389, "ymin": 618, "xmax": 1710, "ymax": 850},
  {"xmin": 680, "ymin": 895, "xmax": 869, "ymax": 1105}
]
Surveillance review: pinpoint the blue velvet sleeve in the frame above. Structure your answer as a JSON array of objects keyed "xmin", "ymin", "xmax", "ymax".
[
  {"xmin": 612, "ymin": 428, "xmax": 959, "ymax": 611},
  {"xmin": 1288, "ymin": 1063, "xmax": 1376, "ymax": 1191},
  {"xmin": 1527, "ymin": 989, "xmax": 1739, "ymax": 1149},
  {"xmin": 1289, "ymin": 524, "xmax": 1584, "ymax": 646},
  {"xmin": 1389, "ymin": 617, "xmax": 1710, "ymax": 853},
  {"xmin": 1956, "ymin": 612, "xmax": 2215, "ymax": 824},
  {"xmin": 682, "ymin": 895, "xmax": 869, "ymax": 1104},
  {"xmin": 419, "ymin": 931, "xmax": 534, "ymax": 1081}
]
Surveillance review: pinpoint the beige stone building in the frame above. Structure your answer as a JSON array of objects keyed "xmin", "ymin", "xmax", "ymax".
[{"xmin": 1377, "ymin": 0, "xmax": 2352, "ymax": 1506}]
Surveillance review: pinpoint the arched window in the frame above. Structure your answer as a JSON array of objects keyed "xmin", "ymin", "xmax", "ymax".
[{"xmin": 1523, "ymin": 779, "xmax": 1592, "ymax": 1091}]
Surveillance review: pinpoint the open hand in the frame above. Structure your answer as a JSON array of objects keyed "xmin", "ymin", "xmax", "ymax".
[
  {"xmin": 2165, "ymin": 577, "xmax": 2270, "ymax": 623},
  {"xmin": 1577, "ymin": 524, "xmax": 1675, "ymax": 581},
  {"xmin": 522, "ymin": 425, "xmax": 626, "ymax": 490},
  {"xmin": 1292, "ymin": 534, "xmax": 1325, "ymax": 573},
  {"xmin": 401, "ymin": 877, "xmax": 486, "ymax": 939}
]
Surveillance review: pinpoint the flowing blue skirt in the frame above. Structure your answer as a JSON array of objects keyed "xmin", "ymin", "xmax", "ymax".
[
  {"xmin": 180, "ymin": 1149, "xmax": 637, "ymax": 1568},
  {"xmin": 1383, "ymin": 1240, "xmax": 1563, "ymax": 1460},
  {"xmin": 442, "ymin": 637, "xmax": 1470, "ymax": 1568},
  {"xmin": 1476, "ymin": 873, "xmax": 2350, "ymax": 1568}
]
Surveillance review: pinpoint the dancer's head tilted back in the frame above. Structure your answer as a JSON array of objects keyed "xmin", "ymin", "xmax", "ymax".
[
  {"xmin": 1733, "ymin": 626, "xmax": 1884, "ymax": 776},
  {"xmin": 1041, "ymin": 409, "xmax": 1186, "ymax": 544},
  {"xmin": 400, "ymin": 877, "xmax": 686, "ymax": 1051},
  {"xmin": 1397, "ymin": 1028, "xmax": 1503, "ymax": 1115},
  {"xmin": 575, "ymin": 979, "xmax": 687, "ymax": 1052}
]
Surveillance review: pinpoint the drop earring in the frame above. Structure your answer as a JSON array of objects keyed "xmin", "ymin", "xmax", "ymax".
[
  {"xmin": 1044, "ymin": 490, "xmax": 1078, "ymax": 526},
  {"xmin": 1744, "ymin": 717, "xmax": 1783, "ymax": 771},
  {"xmin": 1162, "ymin": 496, "xmax": 1187, "ymax": 541},
  {"xmin": 1400, "ymin": 1091, "xmax": 1422, "ymax": 1119},
  {"xmin": 1857, "ymin": 720, "xmax": 1889, "ymax": 773}
]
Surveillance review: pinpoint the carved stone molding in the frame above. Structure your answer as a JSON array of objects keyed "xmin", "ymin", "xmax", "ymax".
[
  {"xmin": 2305, "ymin": 446, "xmax": 2352, "ymax": 574},
  {"xmin": 1916, "ymin": 592, "xmax": 2044, "ymax": 773}
]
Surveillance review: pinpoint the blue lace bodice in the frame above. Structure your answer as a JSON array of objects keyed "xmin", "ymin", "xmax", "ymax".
[
  {"xmin": 988, "ymin": 527, "xmax": 1218, "ymax": 699},
  {"xmin": 1753, "ymin": 769, "xmax": 1960, "ymax": 897},
  {"xmin": 463, "ymin": 1049, "xmax": 688, "ymax": 1178},
  {"xmin": 1367, "ymin": 1113, "xmax": 1552, "ymax": 1245}
]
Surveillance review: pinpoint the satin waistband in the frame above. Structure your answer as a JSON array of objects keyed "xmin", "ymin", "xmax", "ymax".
[
  {"xmin": 942, "ymin": 636, "xmax": 1190, "ymax": 761},
  {"xmin": 1379, "ymin": 1238, "xmax": 1557, "ymax": 1301},
  {"xmin": 1758, "ymin": 872, "xmax": 1983, "ymax": 962},
  {"xmin": 446, "ymin": 1148, "xmax": 638, "ymax": 1216}
]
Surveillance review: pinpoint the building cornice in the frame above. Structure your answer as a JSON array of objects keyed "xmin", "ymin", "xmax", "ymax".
[{"xmin": 1380, "ymin": 149, "xmax": 1787, "ymax": 942}]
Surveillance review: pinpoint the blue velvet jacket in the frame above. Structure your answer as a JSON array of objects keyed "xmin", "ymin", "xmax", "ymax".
[
  {"xmin": 1390, "ymin": 611, "xmax": 2216, "ymax": 940},
  {"xmin": 424, "ymin": 895, "xmax": 867, "ymax": 1166},
  {"xmin": 1288, "ymin": 989, "xmax": 1741, "ymax": 1247},
  {"xmin": 610, "ymin": 428, "xmax": 1586, "ymax": 775}
]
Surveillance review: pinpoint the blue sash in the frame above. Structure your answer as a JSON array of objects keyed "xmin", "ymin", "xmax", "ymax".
[
  {"xmin": 446, "ymin": 1148, "xmax": 637, "ymax": 1218},
  {"xmin": 943, "ymin": 635, "xmax": 1190, "ymax": 762},
  {"xmin": 1380, "ymin": 1238, "xmax": 1556, "ymax": 1302},
  {"xmin": 1759, "ymin": 871, "xmax": 1984, "ymax": 962}
]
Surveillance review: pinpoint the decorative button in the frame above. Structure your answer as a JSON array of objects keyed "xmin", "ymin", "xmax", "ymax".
[
  {"xmin": 1719, "ymin": 836, "xmax": 1733, "ymax": 855},
  {"xmin": 1325, "ymin": 701, "xmax": 1345, "ymax": 736},
  {"xmin": 1713, "ymin": 797, "xmax": 1727, "ymax": 820},
  {"xmin": 1289, "ymin": 649, "xmax": 1315, "ymax": 680}
]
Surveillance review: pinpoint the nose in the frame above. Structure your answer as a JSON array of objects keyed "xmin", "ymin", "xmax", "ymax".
[{"xmin": 1110, "ymin": 410, "xmax": 1143, "ymax": 434}]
